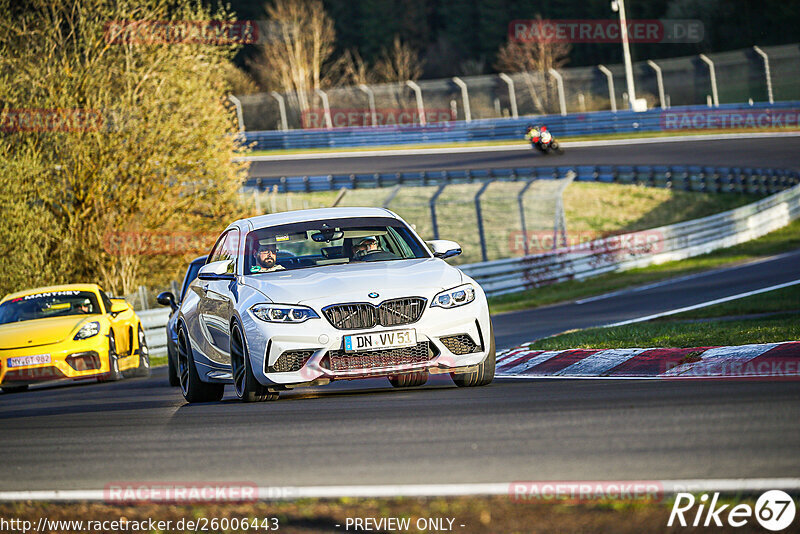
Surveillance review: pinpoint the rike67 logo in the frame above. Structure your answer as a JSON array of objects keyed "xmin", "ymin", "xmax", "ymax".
[{"xmin": 668, "ymin": 490, "xmax": 796, "ymax": 531}]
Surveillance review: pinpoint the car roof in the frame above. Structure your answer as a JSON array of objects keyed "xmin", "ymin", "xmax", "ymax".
[
  {"xmin": 1, "ymin": 283, "xmax": 102, "ymax": 303},
  {"xmin": 240, "ymin": 207, "xmax": 399, "ymax": 231}
]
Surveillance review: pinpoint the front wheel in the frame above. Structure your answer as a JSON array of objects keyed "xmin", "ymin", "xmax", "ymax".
[
  {"xmin": 98, "ymin": 331, "xmax": 122, "ymax": 382},
  {"xmin": 230, "ymin": 323, "xmax": 278, "ymax": 403},
  {"xmin": 131, "ymin": 325, "xmax": 151, "ymax": 378},
  {"xmin": 451, "ymin": 322, "xmax": 496, "ymax": 387},
  {"xmin": 167, "ymin": 343, "xmax": 180, "ymax": 387},
  {"xmin": 178, "ymin": 325, "xmax": 224, "ymax": 403}
]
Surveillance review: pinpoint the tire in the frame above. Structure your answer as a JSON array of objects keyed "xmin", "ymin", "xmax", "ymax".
[
  {"xmin": 1, "ymin": 385, "xmax": 29, "ymax": 394},
  {"xmin": 389, "ymin": 371, "xmax": 428, "ymax": 388},
  {"xmin": 178, "ymin": 325, "xmax": 224, "ymax": 403},
  {"xmin": 451, "ymin": 322, "xmax": 496, "ymax": 387},
  {"xmin": 230, "ymin": 323, "xmax": 278, "ymax": 403},
  {"xmin": 167, "ymin": 343, "xmax": 180, "ymax": 387},
  {"xmin": 98, "ymin": 331, "xmax": 122, "ymax": 382},
  {"xmin": 132, "ymin": 325, "xmax": 151, "ymax": 378}
]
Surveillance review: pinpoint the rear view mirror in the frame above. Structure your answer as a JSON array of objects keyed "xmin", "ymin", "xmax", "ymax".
[
  {"xmin": 198, "ymin": 260, "xmax": 235, "ymax": 281},
  {"xmin": 109, "ymin": 299, "xmax": 129, "ymax": 316},
  {"xmin": 427, "ymin": 240, "xmax": 462, "ymax": 259},
  {"xmin": 157, "ymin": 291, "xmax": 178, "ymax": 312},
  {"xmin": 312, "ymin": 230, "xmax": 344, "ymax": 242}
]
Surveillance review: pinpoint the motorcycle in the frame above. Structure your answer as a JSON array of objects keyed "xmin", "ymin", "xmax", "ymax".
[{"xmin": 530, "ymin": 129, "xmax": 564, "ymax": 155}]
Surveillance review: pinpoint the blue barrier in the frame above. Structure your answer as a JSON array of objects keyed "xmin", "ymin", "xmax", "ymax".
[
  {"xmin": 243, "ymin": 101, "xmax": 800, "ymax": 151},
  {"xmin": 245, "ymin": 165, "xmax": 800, "ymax": 195}
]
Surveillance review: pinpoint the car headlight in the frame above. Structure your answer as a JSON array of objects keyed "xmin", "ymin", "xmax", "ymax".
[
  {"xmin": 74, "ymin": 321, "xmax": 101, "ymax": 340},
  {"xmin": 250, "ymin": 304, "xmax": 319, "ymax": 323},
  {"xmin": 431, "ymin": 284, "xmax": 476, "ymax": 309}
]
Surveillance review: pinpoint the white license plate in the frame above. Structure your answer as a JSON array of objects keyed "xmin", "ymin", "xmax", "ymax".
[
  {"xmin": 7, "ymin": 354, "xmax": 51, "ymax": 368},
  {"xmin": 344, "ymin": 329, "xmax": 416, "ymax": 353}
]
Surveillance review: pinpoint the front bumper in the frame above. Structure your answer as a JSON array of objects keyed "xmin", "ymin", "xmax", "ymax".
[
  {"xmin": 242, "ymin": 299, "xmax": 492, "ymax": 388},
  {"xmin": 0, "ymin": 336, "xmax": 111, "ymax": 386}
]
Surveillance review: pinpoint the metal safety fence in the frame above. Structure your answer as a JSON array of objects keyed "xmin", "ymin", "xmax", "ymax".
[
  {"xmin": 247, "ymin": 163, "xmax": 800, "ymax": 195},
  {"xmin": 235, "ymin": 43, "xmax": 800, "ymax": 133},
  {"xmin": 460, "ymin": 175, "xmax": 800, "ymax": 296}
]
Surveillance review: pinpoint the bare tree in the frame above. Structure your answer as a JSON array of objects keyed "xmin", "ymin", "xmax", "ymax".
[
  {"xmin": 374, "ymin": 35, "xmax": 424, "ymax": 83},
  {"xmin": 495, "ymin": 17, "xmax": 571, "ymax": 114},
  {"xmin": 251, "ymin": 0, "xmax": 337, "ymax": 112}
]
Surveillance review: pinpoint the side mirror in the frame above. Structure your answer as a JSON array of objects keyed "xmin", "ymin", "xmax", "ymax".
[
  {"xmin": 157, "ymin": 291, "xmax": 178, "ymax": 312},
  {"xmin": 197, "ymin": 259, "xmax": 235, "ymax": 281},
  {"xmin": 109, "ymin": 299, "xmax": 129, "ymax": 317},
  {"xmin": 427, "ymin": 240, "xmax": 462, "ymax": 259}
]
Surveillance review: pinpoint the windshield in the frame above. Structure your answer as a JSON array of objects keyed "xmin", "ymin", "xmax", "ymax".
[
  {"xmin": 244, "ymin": 216, "xmax": 429, "ymax": 274},
  {"xmin": 0, "ymin": 290, "xmax": 101, "ymax": 325}
]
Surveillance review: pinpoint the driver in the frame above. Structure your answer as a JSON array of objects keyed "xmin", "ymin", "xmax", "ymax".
[
  {"xmin": 250, "ymin": 242, "xmax": 286, "ymax": 273},
  {"xmin": 76, "ymin": 299, "xmax": 93, "ymax": 314}
]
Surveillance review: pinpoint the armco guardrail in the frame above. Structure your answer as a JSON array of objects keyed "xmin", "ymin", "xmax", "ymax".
[
  {"xmin": 243, "ymin": 101, "xmax": 800, "ymax": 151},
  {"xmin": 247, "ymin": 163, "xmax": 800, "ymax": 194},
  {"xmin": 460, "ymin": 179, "xmax": 800, "ymax": 296},
  {"xmin": 138, "ymin": 308, "xmax": 170, "ymax": 358}
]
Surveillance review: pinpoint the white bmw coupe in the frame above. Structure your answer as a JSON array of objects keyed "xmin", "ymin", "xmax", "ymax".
[{"xmin": 177, "ymin": 207, "xmax": 495, "ymax": 403}]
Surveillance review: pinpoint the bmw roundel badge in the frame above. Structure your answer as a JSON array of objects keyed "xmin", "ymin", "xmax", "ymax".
[{"xmin": 368, "ymin": 292, "xmax": 379, "ymax": 299}]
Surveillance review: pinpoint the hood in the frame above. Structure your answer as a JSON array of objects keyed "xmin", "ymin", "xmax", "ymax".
[
  {"xmin": 0, "ymin": 315, "xmax": 94, "ymax": 350},
  {"xmin": 241, "ymin": 258, "xmax": 463, "ymax": 306}
]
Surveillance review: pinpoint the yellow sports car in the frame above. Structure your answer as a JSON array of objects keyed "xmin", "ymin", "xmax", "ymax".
[{"xmin": 0, "ymin": 284, "xmax": 150, "ymax": 393}]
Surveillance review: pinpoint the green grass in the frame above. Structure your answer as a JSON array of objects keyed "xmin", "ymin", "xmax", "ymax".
[
  {"xmin": 528, "ymin": 281, "xmax": 800, "ymax": 350},
  {"xmin": 529, "ymin": 314, "xmax": 799, "ymax": 350},
  {"xmin": 239, "ymin": 126, "xmax": 799, "ymax": 157},
  {"xmin": 150, "ymin": 355, "xmax": 167, "ymax": 368},
  {"xmin": 490, "ymin": 218, "xmax": 800, "ymax": 315},
  {"xmin": 670, "ymin": 283, "xmax": 800, "ymax": 319}
]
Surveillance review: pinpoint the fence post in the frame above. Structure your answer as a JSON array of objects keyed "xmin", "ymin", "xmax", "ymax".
[
  {"xmin": 406, "ymin": 80, "xmax": 426, "ymax": 126},
  {"xmin": 517, "ymin": 178, "xmax": 537, "ymax": 256},
  {"xmin": 646, "ymin": 60, "xmax": 666, "ymax": 108},
  {"xmin": 314, "ymin": 88, "xmax": 333, "ymax": 128},
  {"xmin": 270, "ymin": 91, "xmax": 288, "ymax": 131},
  {"xmin": 553, "ymin": 171, "xmax": 576, "ymax": 249},
  {"xmin": 429, "ymin": 184, "xmax": 447, "ymax": 239},
  {"xmin": 227, "ymin": 95, "xmax": 245, "ymax": 133},
  {"xmin": 548, "ymin": 69, "xmax": 567, "ymax": 116},
  {"xmin": 699, "ymin": 54, "xmax": 719, "ymax": 107},
  {"xmin": 382, "ymin": 185, "xmax": 402, "ymax": 208},
  {"xmin": 597, "ymin": 65, "xmax": 616, "ymax": 113},
  {"xmin": 452, "ymin": 77, "xmax": 471, "ymax": 122},
  {"xmin": 752, "ymin": 46, "xmax": 774, "ymax": 104},
  {"xmin": 358, "ymin": 84, "xmax": 378, "ymax": 126},
  {"xmin": 474, "ymin": 181, "xmax": 493, "ymax": 262},
  {"xmin": 498, "ymin": 73, "xmax": 518, "ymax": 118}
]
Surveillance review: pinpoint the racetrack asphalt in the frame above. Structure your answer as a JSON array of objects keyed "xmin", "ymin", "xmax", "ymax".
[
  {"xmin": 1, "ymin": 137, "xmax": 799, "ymax": 492},
  {"xmin": 247, "ymin": 135, "xmax": 800, "ymax": 178}
]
